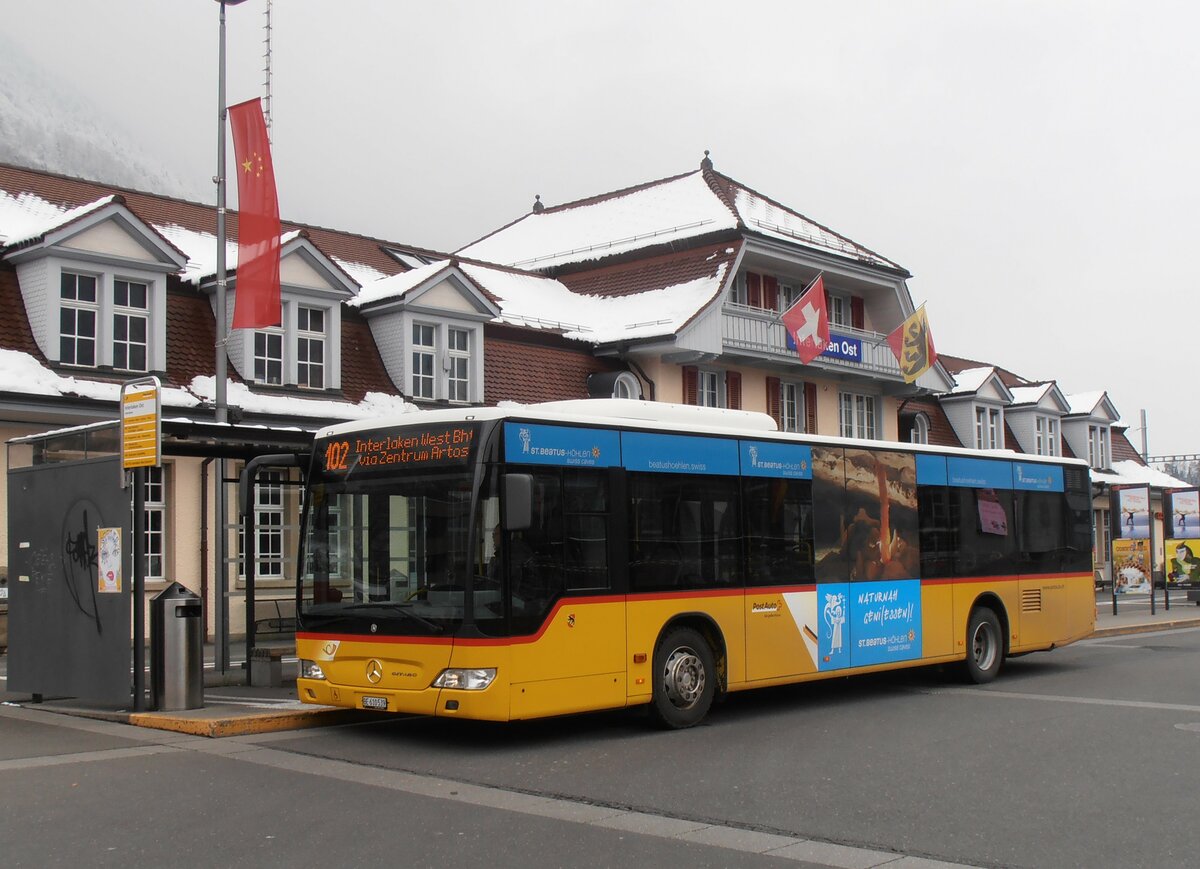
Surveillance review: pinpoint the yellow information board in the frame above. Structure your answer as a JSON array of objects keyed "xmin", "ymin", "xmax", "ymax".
[{"xmin": 120, "ymin": 377, "xmax": 161, "ymax": 470}]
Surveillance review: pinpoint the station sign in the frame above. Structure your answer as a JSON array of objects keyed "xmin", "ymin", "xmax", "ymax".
[{"xmin": 120, "ymin": 376, "xmax": 161, "ymax": 471}]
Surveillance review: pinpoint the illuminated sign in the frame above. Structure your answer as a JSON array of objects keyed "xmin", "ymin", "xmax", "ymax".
[{"xmin": 318, "ymin": 424, "xmax": 477, "ymax": 478}]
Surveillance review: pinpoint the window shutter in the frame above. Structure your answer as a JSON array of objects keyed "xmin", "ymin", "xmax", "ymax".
[
  {"xmin": 726, "ymin": 371, "xmax": 742, "ymax": 410},
  {"xmin": 762, "ymin": 275, "xmax": 779, "ymax": 311},
  {"xmin": 746, "ymin": 272, "xmax": 762, "ymax": 309},
  {"xmin": 804, "ymin": 382, "xmax": 818, "ymax": 433},
  {"xmin": 682, "ymin": 365, "xmax": 698, "ymax": 405},
  {"xmin": 766, "ymin": 376, "xmax": 781, "ymax": 426},
  {"xmin": 851, "ymin": 296, "xmax": 865, "ymax": 330}
]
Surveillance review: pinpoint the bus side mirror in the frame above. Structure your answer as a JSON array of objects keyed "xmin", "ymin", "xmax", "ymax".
[{"xmin": 504, "ymin": 473, "xmax": 533, "ymax": 531}]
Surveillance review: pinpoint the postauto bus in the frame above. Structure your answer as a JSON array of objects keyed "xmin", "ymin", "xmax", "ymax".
[{"xmin": 295, "ymin": 399, "xmax": 1095, "ymax": 728}]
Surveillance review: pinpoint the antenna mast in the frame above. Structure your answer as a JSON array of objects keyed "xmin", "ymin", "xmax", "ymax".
[{"xmin": 262, "ymin": 0, "xmax": 273, "ymax": 140}]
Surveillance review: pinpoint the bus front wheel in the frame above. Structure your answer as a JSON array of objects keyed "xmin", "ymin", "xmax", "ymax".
[
  {"xmin": 649, "ymin": 626, "xmax": 715, "ymax": 729},
  {"xmin": 964, "ymin": 607, "xmax": 1003, "ymax": 684}
]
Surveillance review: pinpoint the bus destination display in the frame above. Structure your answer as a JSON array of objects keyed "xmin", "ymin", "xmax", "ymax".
[{"xmin": 318, "ymin": 424, "xmax": 477, "ymax": 478}]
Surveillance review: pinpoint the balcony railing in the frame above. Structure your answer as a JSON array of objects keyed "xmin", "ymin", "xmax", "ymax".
[{"xmin": 721, "ymin": 302, "xmax": 903, "ymax": 378}]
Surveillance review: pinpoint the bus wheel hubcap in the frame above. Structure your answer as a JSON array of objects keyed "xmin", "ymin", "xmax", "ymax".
[
  {"xmin": 664, "ymin": 647, "xmax": 704, "ymax": 708},
  {"xmin": 973, "ymin": 624, "xmax": 995, "ymax": 670}
]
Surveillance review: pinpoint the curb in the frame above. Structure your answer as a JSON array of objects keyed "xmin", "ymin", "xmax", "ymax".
[
  {"xmin": 127, "ymin": 707, "xmax": 371, "ymax": 738},
  {"xmin": 1088, "ymin": 617, "xmax": 1200, "ymax": 639}
]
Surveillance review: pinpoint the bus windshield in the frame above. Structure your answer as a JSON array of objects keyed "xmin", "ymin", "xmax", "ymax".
[{"xmin": 299, "ymin": 468, "xmax": 501, "ymax": 636}]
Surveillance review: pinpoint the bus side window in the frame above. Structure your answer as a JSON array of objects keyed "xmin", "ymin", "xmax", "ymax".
[
  {"xmin": 744, "ymin": 478, "xmax": 814, "ymax": 585},
  {"xmin": 954, "ymin": 487, "xmax": 1017, "ymax": 578},
  {"xmin": 917, "ymin": 486, "xmax": 955, "ymax": 579},
  {"xmin": 508, "ymin": 469, "xmax": 564, "ymax": 634},
  {"xmin": 563, "ymin": 469, "xmax": 609, "ymax": 591}
]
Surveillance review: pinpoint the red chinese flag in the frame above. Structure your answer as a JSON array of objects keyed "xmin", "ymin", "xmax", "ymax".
[
  {"xmin": 780, "ymin": 274, "xmax": 829, "ymax": 365},
  {"xmin": 228, "ymin": 98, "xmax": 281, "ymax": 329}
]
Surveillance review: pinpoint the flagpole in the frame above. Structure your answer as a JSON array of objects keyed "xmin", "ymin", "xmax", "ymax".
[{"xmin": 213, "ymin": 0, "xmax": 247, "ymax": 675}]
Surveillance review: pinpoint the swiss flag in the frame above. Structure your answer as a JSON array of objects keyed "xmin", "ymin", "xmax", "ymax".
[
  {"xmin": 780, "ymin": 274, "xmax": 829, "ymax": 365},
  {"xmin": 229, "ymin": 98, "xmax": 281, "ymax": 329}
]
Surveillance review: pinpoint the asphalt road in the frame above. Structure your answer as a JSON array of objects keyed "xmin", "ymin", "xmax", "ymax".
[{"xmin": 3, "ymin": 626, "xmax": 1199, "ymax": 868}]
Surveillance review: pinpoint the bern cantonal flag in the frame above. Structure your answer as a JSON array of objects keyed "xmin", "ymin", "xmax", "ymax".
[
  {"xmin": 780, "ymin": 275, "xmax": 829, "ymax": 365},
  {"xmin": 886, "ymin": 306, "xmax": 937, "ymax": 384},
  {"xmin": 228, "ymin": 98, "xmax": 281, "ymax": 329}
]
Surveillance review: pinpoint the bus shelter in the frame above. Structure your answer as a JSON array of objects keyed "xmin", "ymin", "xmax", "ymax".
[{"xmin": 5, "ymin": 418, "xmax": 312, "ymax": 707}]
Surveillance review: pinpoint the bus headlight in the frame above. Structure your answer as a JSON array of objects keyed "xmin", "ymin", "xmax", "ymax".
[
  {"xmin": 299, "ymin": 659, "xmax": 326, "ymax": 680},
  {"xmin": 432, "ymin": 668, "xmax": 496, "ymax": 690}
]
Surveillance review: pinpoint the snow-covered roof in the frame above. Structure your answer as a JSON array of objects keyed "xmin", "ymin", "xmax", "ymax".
[
  {"xmin": 1092, "ymin": 460, "xmax": 1190, "ymax": 490},
  {"xmin": 949, "ymin": 366, "xmax": 995, "ymax": 395},
  {"xmin": 350, "ymin": 255, "xmax": 733, "ymax": 344},
  {"xmin": 1066, "ymin": 391, "xmax": 1108, "ymax": 415},
  {"xmin": 0, "ymin": 178, "xmax": 396, "ymax": 289},
  {"xmin": 457, "ymin": 168, "xmax": 901, "ymax": 273},
  {"xmin": 0, "ymin": 347, "xmax": 416, "ymax": 422},
  {"xmin": 1008, "ymin": 383, "xmax": 1053, "ymax": 405},
  {"xmin": 459, "ymin": 172, "xmax": 737, "ymax": 271},
  {"xmin": 0, "ymin": 192, "xmax": 118, "ymax": 247},
  {"xmin": 463, "ymin": 260, "xmax": 731, "ymax": 342}
]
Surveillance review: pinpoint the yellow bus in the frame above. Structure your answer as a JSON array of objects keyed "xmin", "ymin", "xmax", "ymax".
[{"xmin": 296, "ymin": 399, "xmax": 1095, "ymax": 728}]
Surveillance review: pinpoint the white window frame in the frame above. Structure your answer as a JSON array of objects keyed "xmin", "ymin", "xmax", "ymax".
[
  {"xmin": 254, "ymin": 470, "xmax": 285, "ymax": 580},
  {"xmin": 975, "ymin": 405, "xmax": 1002, "ymax": 450},
  {"xmin": 1035, "ymin": 414, "xmax": 1060, "ymax": 456},
  {"xmin": 910, "ymin": 412, "xmax": 930, "ymax": 445},
  {"xmin": 112, "ymin": 278, "xmax": 149, "ymax": 373},
  {"xmin": 697, "ymin": 370, "xmax": 721, "ymax": 408},
  {"xmin": 447, "ymin": 326, "xmax": 471, "ymax": 403},
  {"xmin": 296, "ymin": 305, "xmax": 326, "ymax": 389},
  {"xmin": 828, "ymin": 291, "xmax": 852, "ymax": 328},
  {"xmin": 612, "ymin": 372, "xmax": 641, "ymax": 400},
  {"xmin": 253, "ymin": 329, "xmax": 284, "ymax": 385},
  {"xmin": 59, "ymin": 270, "xmax": 99, "ymax": 367},
  {"xmin": 839, "ymin": 391, "xmax": 878, "ymax": 439},
  {"xmin": 1088, "ymin": 424, "xmax": 1110, "ymax": 469},
  {"xmin": 781, "ymin": 381, "xmax": 804, "ymax": 433},
  {"xmin": 411, "ymin": 322, "xmax": 436, "ymax": 400},
  {"xmin": 144, "ymin": 465, "xmax": 166, "ymax": 582}
]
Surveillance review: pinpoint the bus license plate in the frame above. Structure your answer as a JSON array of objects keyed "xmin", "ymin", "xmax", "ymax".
[{"xmin": 361, "ymin": 696, "xmax": 388, "ymax": 710}]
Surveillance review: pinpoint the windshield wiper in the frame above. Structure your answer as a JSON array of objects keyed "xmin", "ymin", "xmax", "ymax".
[{"xmin": 337, "ymin": 602, "xmax": 444, "ymax": 633}]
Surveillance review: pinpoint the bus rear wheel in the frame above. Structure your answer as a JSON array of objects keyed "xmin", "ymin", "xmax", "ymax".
[
  {"xmin": 649, "ymin": 626, "xmax": 715, "ymax": 729},
  {"xmin": 964, "ymin": 607, "xmax": 1003, "ymax": 684}
]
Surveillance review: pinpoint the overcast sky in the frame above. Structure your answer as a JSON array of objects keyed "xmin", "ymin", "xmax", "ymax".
[{"xmin": 4, "ymin": 0, "xmax": 1196, "ymax": 455}]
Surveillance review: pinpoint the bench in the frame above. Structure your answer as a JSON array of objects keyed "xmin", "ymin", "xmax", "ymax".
[{"xmin": 253, "ymin": 597, "xmax": 297, "ymax": 638}]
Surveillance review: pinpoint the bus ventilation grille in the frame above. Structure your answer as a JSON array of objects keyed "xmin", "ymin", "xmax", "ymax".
[{"xmin": 1021, "ymin": 588, "xmax": 1043, "ymax": 613}]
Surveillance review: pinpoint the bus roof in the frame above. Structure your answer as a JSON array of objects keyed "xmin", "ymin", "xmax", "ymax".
[{"xmin": 315, "ymin": 399, "xmax": 1090, "ymax": 469}]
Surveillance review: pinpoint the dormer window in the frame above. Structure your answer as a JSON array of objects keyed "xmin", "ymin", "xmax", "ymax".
[
  {"xmin": 411, "ymin": 323, "xmax": 436, "ymax": 399},
  {"xmin": 296, "ymin": 306, "xmax": 326, "ymax": 389},
  {"xmin": 1034, "ymin": 415, "xmax": 1059, "ymax": 456},
  {"xmin": 59, "ymin": 271, "xmax": 98, "ymax": 366},
  {"xmin": 975, "ymin": 406, "xmax": 1002, "ymax": 449},
  {"xmin": 447, "ymin": 327, "xmax": 471, "ymax": 402},
  {"xmin": 1088, "ymin": 424, "xmax": 1110, "ymax": 468},
  {"xmin": 113, "ymin": 279, "xmax": 149, "ymax": 372},
  {"xmin": 253, "ymin": 330, "xmax": 284, "ymax": 385}
]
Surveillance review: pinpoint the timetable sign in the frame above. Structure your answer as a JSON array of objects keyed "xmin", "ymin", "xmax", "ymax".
[{"xmin": 121, "ymin": 377, "xmax": 161, "ymax": 470}]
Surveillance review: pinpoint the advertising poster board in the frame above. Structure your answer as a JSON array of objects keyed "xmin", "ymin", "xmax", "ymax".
[
  {"xmin": 1112, "ymin": 538, "xmax": 1153, "ymax": 595},
  {"xmin": 1164, "ymin": 488, "xmax": 1200, "ymax": 589},
  {"xmin": 1113, "ymin": 485, "xmax": 1151, "ymax": 539}
]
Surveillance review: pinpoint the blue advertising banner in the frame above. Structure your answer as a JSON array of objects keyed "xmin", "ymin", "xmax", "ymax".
[
  {"xmin": 1012, "ymin": 462, "xmax": 1064, "ymax": 492},
  {"xmin": 915, "ymin": 454, "xmax": 947, "ymax": 486},
  {"xmin": 849, "ymin": 579, "xmax": 923, "ymax": 668},
  {"xmin": 786, "ymin": 331, "xmax": 864, "ymax": 363},
  {"xmin": 946, "ymin": 457, "xmax": 1013, "ymax": 490},
  {"xmin": 504, "ymin": 422, "xmax": 620, "ymax": 467},
  {"xmin": 621, "ymin": 431, "xmax": 739, "ymax": 476},
  {"xmin": 740, "ymin": 441, "xmax": 812, "ymax": 479},
  {"xmin": 817, "ymin": 583, "xmax": 851, "ymax": 671}
]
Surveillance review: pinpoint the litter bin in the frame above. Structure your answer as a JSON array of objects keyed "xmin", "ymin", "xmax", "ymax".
[{"xmin": 150, "ymin": 582, "xmax": 204, "ymax": 711}]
